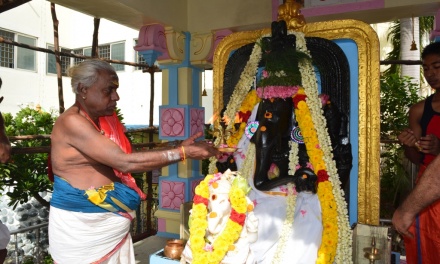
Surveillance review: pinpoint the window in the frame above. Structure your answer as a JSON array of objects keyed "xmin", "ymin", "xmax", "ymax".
[
  {"xmin": 0, "ymin": 29, "xmax": 36, "ymax": 71},
  {"xmin": 72, "ymin": 48, "xmax": 90, "ymax": 65},
  {"xmin": 98, "ymin": 45, "xmax": 110, "ymax": 59},
  {"xmin": 72, "ymin": 42, "xmax": 125, "ymax": 71},
  {"xmin": 47, "ymin": 45, "xmax": 72, "ymax": 76},
  {"xmin": 136, "ymin": 53, "xmax": 147, "ymax": 71},
  {"xmin": 110, "ymin": 43, "xmax": 124, "ymax": 71},
  {"xmin": 134, "ymin": 39, "xmax": 147, "ymax": 71}
]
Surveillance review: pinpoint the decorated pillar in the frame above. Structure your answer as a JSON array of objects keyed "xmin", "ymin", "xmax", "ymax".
[{"xmin": 134, "ymin": 24, "xmax": 232, "ymax": 238}]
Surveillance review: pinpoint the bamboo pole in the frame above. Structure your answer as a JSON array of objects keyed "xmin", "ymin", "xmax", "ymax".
[
  {"xmin": 9, "ymin": 135, "xmax": 51, "ymax": 140},
  {"xmin": 145, "ymin": 67, "xmax": 157, "ymax": 235},
  {"xmin": 50, "ymin": 3, "xmax": 65, "ymax": 114},
  {"xmin": 92, "ymin": 18, "xmax": 100, "ymax": 58},
  {"xmin": 0, "ymin": 37, "xmax": 159, "ymax": 70},
  {"xmin": 10, "ymin": 141, "xmax": 178, "ymax": 155},
  {"xmin": 380, "ymin": 60, "xmax": 422, "ymax": 65}
]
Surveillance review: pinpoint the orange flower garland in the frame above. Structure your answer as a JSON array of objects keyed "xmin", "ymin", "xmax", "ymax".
[{"xmin": 293, "ymin": 88, "xmax": 339, "ymax": 263}]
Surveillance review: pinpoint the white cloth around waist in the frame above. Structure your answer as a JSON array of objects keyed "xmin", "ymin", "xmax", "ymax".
[{"xmin": 48, "ymin": 206, "xmax": 135, "ymax": 264}]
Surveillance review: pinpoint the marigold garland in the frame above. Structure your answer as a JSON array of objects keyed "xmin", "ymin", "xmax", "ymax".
[
  {"xmin": 291, "ymin": 31, "xmax": 352, "ymax": 263},
  {"xmin": 190, "ymin": 173, "xmax": 248, "ymax": 264},
  {"xmin": 293, "ymin": 90, "xmax": 338, "ymax": 263}
]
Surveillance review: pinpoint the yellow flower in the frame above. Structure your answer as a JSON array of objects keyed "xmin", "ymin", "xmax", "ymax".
[{"xmin": 188, "ymin": 172, "xmax": 248, "ymax": 264}]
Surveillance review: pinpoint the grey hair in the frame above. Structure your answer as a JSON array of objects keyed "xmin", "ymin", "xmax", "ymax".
[{"xmin": 68, "ymin": 59, "xmax": 116, "ymax": 94}]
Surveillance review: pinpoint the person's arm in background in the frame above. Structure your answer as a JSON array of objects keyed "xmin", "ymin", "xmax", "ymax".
[
  {"xmin": 398, "ymin": 101, "xmax": 424, "ymax": 165},
  {"xmin": 0, "ymin": 111, "xmax": 11, "ymax": 163},
  {"xmin": 0, "ymin": 77, "xmax": 11, "ymax": 163},
  {"xmin": 392, "ymin": 153, "xmax": 440, "ymax": 237}
]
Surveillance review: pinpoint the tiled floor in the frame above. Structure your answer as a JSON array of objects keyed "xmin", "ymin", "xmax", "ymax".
[{"xmin": 134, "ymin": 236, "xmax": 169, "ymax": 264}]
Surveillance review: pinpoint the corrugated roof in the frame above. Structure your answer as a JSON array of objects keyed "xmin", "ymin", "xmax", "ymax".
[{"xmin": 0, "ymin": 0, "xmax": 31, "ymax": 13}]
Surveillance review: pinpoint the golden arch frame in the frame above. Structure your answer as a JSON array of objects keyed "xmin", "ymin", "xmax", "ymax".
[{"xmin": 212, "ymin": 19, "xmax": 381, "ymax": 225}]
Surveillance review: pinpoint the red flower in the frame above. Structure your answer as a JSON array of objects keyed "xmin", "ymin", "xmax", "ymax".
[
  {"xmin": 293, "ymin": 94, "xmax": 307, "ymax": 108},
  {"xmin": 194, "ymin": 194, "xmax": 209, "ymax": 206},
  {"xmin": 230, "ymin": 208, "xmax": 246, "ymax": 226},
  {"xmin": 317, "ymin": 170, "xmax": 329, "ymax": 182},
  {"xmin": 238, "ymin": 111, "xmax": 252, "ymax": 123}
]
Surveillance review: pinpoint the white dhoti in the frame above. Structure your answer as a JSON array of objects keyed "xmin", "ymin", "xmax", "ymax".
[
  {"xmin": 49, "ymin": 206, "xmax": 135, "ymax": 264},
  {"xmin": 49, "ymin": 175, "xmax": 141, "ymax": 263}
]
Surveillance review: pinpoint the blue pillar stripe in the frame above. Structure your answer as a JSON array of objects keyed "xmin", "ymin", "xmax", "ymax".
[
  {"xmin": 192, "ymin": 68, "xmax": 201, "ymax": 106},
  {"xmin": 191, "ymin": 159, "xmax": 200, "ymax": 178},
  {"xmin": 167, "ymin": 66, "xmax": 179, "ymax": 105},
  {"xmin": 168, "ymin": 163, "xmax": 178, "ymax": 178},
  {"xmin": 183, "ymin": 32, "xmax": 191, "ymax": 66}
]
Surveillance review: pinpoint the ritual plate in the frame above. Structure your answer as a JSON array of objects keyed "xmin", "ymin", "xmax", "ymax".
[{"xmin": 217, "ymin": 147, "xmax": 238, "ymax": 153}]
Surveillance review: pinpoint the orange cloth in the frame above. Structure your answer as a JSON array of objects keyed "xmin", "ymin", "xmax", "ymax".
[
  {"xmin": 100, "ymin": 112, "xmax": 146, "ymax": 200},
  {"xmin": 404, "ymin": 165, "xmax": 440, "ymax": 264}
]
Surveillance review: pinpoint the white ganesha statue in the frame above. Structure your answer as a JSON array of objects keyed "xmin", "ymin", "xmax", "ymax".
[{"xmin": 181, "ymin": 169, "xmax": 258, "ymax": 264}]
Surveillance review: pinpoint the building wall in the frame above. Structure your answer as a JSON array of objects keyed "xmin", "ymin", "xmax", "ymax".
[{"xmin": 0, "ymin": 0, "xmax": 162, "ymax": 126}]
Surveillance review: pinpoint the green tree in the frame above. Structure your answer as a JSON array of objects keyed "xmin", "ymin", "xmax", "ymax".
[
  {"xmin": 0, "ymin": 107, "xmax": 57, "ymax": 209},
  {"xmin": 384, "ymin": 16, "xmax": 434, "ymax": 75},
  {"xmin": 380, "ymin": 74, "xmax": 423, "ymax": 218},
  {"xmin": 380, "ymin": 17, "xmax": 433, "ymax": 219}
]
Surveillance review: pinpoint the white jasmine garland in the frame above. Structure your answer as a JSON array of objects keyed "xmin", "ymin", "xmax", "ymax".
[
  {"xmin": 223, "ymin": 40, "xmax": 264, "ymax": 133},
  {"xmin": 271, "ymin": 183, "xmax": 297, "ymax": 264},
  {"xmin": 209, "ymin": 37, "xmax": 266, "ymax": 173},
  {"xmin": 288, "ymin": 141, "xmax": 299, "ymax": 175},
  {"xmin": 274, "ymin": 70, "xmax": 287, "ymax": 77},
  {"xmin": 208, "ymin": 156, "xmax": 217, "ymax": 174},
  {"xmin": 239, "ymin": 143, "xmax": 256, "ymax": 181}
]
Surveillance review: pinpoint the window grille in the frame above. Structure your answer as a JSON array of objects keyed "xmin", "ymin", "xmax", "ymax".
[
  {"xmin": 72, "ymin": 43, "xmax": 125, "ymax": 71},
  {"xmin": 134, "ymin": 39, "xmax": 147, "ymax": 71},
  {"xmin": 47, "ymin": 45, "xmax": 72, "ymax": 76},
  {"xmin": 0, "ymin": 29, "xmax": 36, "ymax": 71}
]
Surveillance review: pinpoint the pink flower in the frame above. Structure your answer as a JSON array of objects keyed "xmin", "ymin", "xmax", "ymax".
[
  {"xmin": 268, "ymin": 163, "xmax": 280, "ymax": 179},
  {"xmin": 256, "ymin": 86, "xmax": 300, "ymax": 99},
  {"xmin": 204, "ymin": 243, "xmax": 213, "ymax": 252},
  {"xmin": 209, "ymin": 173, "xmax": 222, "ymax": 185},
  {"xmin": 318, "ymin": 93, "xmax": 330, "ymax": 107},
  {"xmin": 279, "ymin": 185, "xmax": 288, "ymax": 193},
  {"xmin": 262, "ymin": 70, "xmax": 269, "ymax": 78}
]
